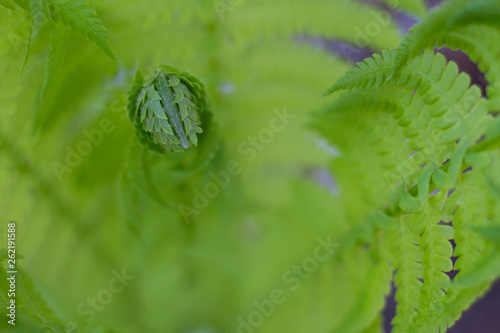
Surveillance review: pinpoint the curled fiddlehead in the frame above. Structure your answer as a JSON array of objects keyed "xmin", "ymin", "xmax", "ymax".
[
  {"xmin": 127, "ymin": 65, "xmax": 208, "ymax": 153},
  {"xmin": 123, "ymin": 65, "xmax": 221, "ymax": 226}
]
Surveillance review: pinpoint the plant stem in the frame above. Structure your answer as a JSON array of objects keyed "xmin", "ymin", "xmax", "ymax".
[{"xmin": 155, "ymin": 71, "xmax": 189, "ymax": 149}]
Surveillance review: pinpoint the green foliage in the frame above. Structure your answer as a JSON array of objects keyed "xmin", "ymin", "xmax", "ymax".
[
  {"xmin": 21, "ymin": 0, "xmax": 45, "ymax": 73},
  {"xmin": 388, "ymin": 0, "xmax": 500, "ymax": 111},
  {"xmin": 1, "ymin": 0, "xmax": 499, "ymax": 333},
  {"xmin": 5, "ymin": 0, "xmax": 115, "ymax": 75},
  {"xmin": 49, "ymin": 0, "xmax": 114, "ymax": 59},
  {"xmin": 320, "ymin": 1, "xmax": 500, "ymax": 332}
]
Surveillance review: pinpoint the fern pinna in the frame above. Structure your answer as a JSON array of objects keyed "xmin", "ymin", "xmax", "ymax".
[{"xmin": 320, "ymin": 1, "xmax": 500, "ymax": 332}]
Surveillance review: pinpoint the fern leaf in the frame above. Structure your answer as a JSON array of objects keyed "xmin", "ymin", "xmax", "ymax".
[
  {"xmin": 21, "ymin": 0, "xmax": 45, "ymax": 73},
  {"xmin": 328, "ymin": 50, "xmax": 487, "ymax": 147},
  {"xmin": 49, "ymin": 0, "xmax": 115, "ymax": 60},
  {"xmin": 324, "ymin": 49, "xmax": 396, "ymax": 95},
  {"xmin": 388, "ymin": 0, "xmax": 467, "ymax": 76},
  {"xmin": 410, "ymin": 25, "xmax": 500, "ymax": 112},
  {"xmin": 444, "ymin": 228, "xmax": 500, "ymax": 329},
  {"xmin": 29, "ymin": 0, "xmax": 44, "ymax": 43},
  {"xmin": 317, "ymin": 2, "xmax": 500, "ymax": 332},
  {"xmin": 432, "ymin": 25, "xmax": 500, "ymax": 112},
  {"xmin": 386, "ymin": 0, "xmax": 500, "ymax": 112},
  {"xmin": 407, "ymin": 194, "xmax": 454, "ymax": 331},
  {"xmin": 391, "ymin": 216, "xmax": 423, "ymax": 333},
  {"xmin": 323, "ymin": 86, "xmax": 445, "ymax": 171},
  {"xmin": 414, "ymin": 154, "xmax": 498, "ymax": 331},
  {"xmin": 418, "ymin": 282, "xmax": 490, "ymax": 332}
]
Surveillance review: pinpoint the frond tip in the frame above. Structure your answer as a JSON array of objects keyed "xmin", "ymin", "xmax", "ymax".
[{"xmin": 127, "ymin": 66, "xmax": 208, "ymax": 153}]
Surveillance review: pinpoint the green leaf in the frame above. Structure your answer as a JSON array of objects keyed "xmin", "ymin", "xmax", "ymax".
[
  {"xmin": 152, "ymin": 100, "xmax": 166, "ymax": 119},
  {"xmin": 418, "ymin": 163, "xmax": 435, "ymax": 204},
  {"xmin": 168, "ymin": 74, "xmax": 180, "ymax": 86},
  {"xmin": 399, "ymin": 182, "xmax": 422, "ymax": 213},
  {"xmin": 178, "ymin": 101, "xmax": 188, "ymax": 120},
  {"xmin": 146, "ymin": 85, "xmax": 161, "ymax": 100},
  {"xmin": 172, "ymin": 85, "xmax": 185, "ymax": 103},
  {"xmin": 140, "ymin": 102, "xmax": 147, "ymax": 122},
  {"xmin": 160, "ymin": 119, "xmax": 173, "ymax": 135}
]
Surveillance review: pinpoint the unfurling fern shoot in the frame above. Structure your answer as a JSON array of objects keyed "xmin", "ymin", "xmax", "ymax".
[{"xmin": 127, "ymin": 66, "xmax": 207, "ymax": 153}]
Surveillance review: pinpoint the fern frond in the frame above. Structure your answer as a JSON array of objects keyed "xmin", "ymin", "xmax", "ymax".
[
  {"xmin": 388, "ymin": 0, "xmax": 467, "ymax": 75},
  {"xmin": 407, "ymin": 155, "xmax": 498, "ymax": 331},
  {"xmin": 49, "ymin": 0, "xmax": 115, "ymax": 60},
  {"xmin": 416, "ymin": 282, "xmax": 490, "ymax": 332},
  {"xmin": 324, "ymin": 49, "xmax": 396, "ymax": 95},
  {"xmin": 29, "ymin": 0, "xmax": 44, "ymax": 44},
  {"xmin": 406, "ymin": 194, "xmax": 455, "ymax": 332},
  {"xmin": 386, "ymin": 0, "xmax": 500, "ymax": 112},
  {"xmin": 449, "ymin": 174, "xmax": 489, "ymax": 274},
  {"xmin": 438, "ymin": 26, "xmax": 500, "ymax": 112},
  {"xmin": 395, "ymin": 24, "xmax": 500, "ymax": 112},
  {"xmin": 427, "ymin": 223, "xmax": 500, "ymax": 331},
  {"xmin": 322, "ymin": 38, "xmax": 498, "ymax": 333},
  {"xmin": 328, "ymin": 50, "xmax": 487, "ymax": 148},
  {"xmin": 323, "ymin": 86, "xmax": 445, "ymax": 171},
  {"xmin": 397, "ymin": 52, "xmax": 486, "ymax": 145}
]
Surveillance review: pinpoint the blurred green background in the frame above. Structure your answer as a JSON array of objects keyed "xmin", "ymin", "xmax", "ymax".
[{"xmin": 0, "ymin": 0, "xmax": 456, "ymax": 332}]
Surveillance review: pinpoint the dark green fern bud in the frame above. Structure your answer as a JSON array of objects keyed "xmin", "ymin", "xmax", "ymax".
[{"xmin": 127, "ymin": 66, "xmax": 208, "ymax": 153}]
